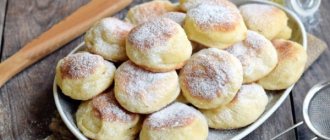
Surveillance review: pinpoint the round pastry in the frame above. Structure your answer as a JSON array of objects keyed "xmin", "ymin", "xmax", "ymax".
[
  {"xmin": 126, "ymin": 18, "xmax": 192, "ymax": 72},
  {"xmin": 239, "ymin": 4, "xmax": 291, "ymax": 40},
  {"xmin": 55, "ymin": 52, "xmax": 116, "ymax": 100},
  {"xmin": 140, "ymin": 102, "xmax": 208, "ymax": 140},
  {"xmin": 114, "ymin": 61, "xmax": 180, "ymax": 114},
  {"xmin": 125, "ymin": 0, "xmax": 178, "ymax": 25},
  {"xmin": 184, "ymin": 3, "xmax": 247, "ymax": 49},
  {"xmin": 258, "ymin": 39, "xmax": 307, "ymax": 90},
  {"xmin": 180, "ymin": 48, "xmax": 243, "ymax": 109},
  {"xmin": 201, "ymin": 83, "xmax": 268, "ymax": 129},
  {"xmin": 226, "ymin": 30, "xmax": 278, "ymax": 83},
  {"xmin": 179, "ymin": 0, "xmax": 237, "ymax": 12},
  {"xmin": 85, "ymin": 17, "xmax": 134, "ymax": 62},
  {"xmin": 76, "ymin": 90, "xmax": 141, "ymax": 140},
  {"xmin": 162, "ymin": 12, "xmax": 186, "ymax": 26}
]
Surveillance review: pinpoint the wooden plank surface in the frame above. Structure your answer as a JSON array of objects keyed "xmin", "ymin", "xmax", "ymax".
[
  {"xmin": 292, "ymin": 1, "xmax": 330, "ymax": 140},
  {"xmin": 1, "ymin": 0, "xmax": 329, "ymax": 139},
  {"xmin": 0, "ymin": 0, "xmax": 7, "ymax": 56},
  {"xmin": 0, "ymin": 0, "xmax": 89, "ymax": 139}
]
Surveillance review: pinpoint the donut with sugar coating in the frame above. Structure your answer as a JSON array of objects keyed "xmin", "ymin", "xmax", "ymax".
[
  {"xmin": 201, "ymin": 83, "xmax": 268, "ymax": 129},
  {"xmin": 180, "ymin": 48, "xmax": 243, "ymax": 109},
  {"xmin": 85, "ymin": 17, "xmax": 134, "ymax": 62},
  {"xmin": 55, "ymin": 52, "xmax": 116, "ymax": 100},
  {"xmin": 226, "ymin": 30, "xmax": 278, "ymax": 83},
  {"xmin": 184, "ymin": 3, "xmax": 247, "ymax": 49},
  {"xmin": 140, "ymin": 102, "xmax": 208, "ymax": 140},
  {"xmin": 258, "ymin": 39, "xmax": 307, "ymax": 90},
  {"xmin": 239, "ymin": 4, "xmax": 291, "ymax": 40},
  {"xmin": 114, "ymin": 61, "xmax": 180, "ymax": 114},
  {"xmin": 125, "ymin": 0, "xmax": 178, "ymax": 25},
  {"xmin": 126, "ymin": 18, "xmax": 192, "ymax": 72},
  {"xmin": 76, "ymin": 90, "xmax": 141, "ymax": 140}
]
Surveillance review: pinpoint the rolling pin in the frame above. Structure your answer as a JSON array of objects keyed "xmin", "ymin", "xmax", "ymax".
[{"xmin": 0, "ymin": 0, "xmax": 133, "ymax": 88}]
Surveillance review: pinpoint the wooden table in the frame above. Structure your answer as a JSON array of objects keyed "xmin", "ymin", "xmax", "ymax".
[{"xmin": 0, "ymin": 0, "xmax": 329, "ymax": 139}]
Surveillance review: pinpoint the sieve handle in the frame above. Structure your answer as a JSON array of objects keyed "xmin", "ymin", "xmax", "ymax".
[{"xmin": 271, "ymin": 121, "xmax": 304, "ymax": 140}]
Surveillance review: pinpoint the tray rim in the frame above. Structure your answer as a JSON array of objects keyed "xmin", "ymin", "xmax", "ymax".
[{"xmin": 53, "ymin": 0, "xmax": 307, "ymax": 139}]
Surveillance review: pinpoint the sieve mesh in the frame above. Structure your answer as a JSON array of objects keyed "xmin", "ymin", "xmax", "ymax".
[{"xmin": 308, "ymin": 84, "xmax": 330, "ymax": 137}]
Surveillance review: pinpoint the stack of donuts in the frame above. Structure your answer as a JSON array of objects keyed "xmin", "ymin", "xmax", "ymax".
[{"xmin": 55, "ymin": 0, "xmax": 307, "ymax": 140}]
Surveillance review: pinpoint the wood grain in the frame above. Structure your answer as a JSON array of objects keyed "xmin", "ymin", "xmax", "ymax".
[
  {"xmin": 0, "ymin": 0, "xmax": 132, "ymax": 88},
  {"xmin": 0, "ymin": 0, "xmax": 89, "ymax": 139},
  {"xmin": 292, "ymin": 1, "xmax": 330, "ymax": 139},
  {"xmin": 0, "ymin": 0, "xmax": 7, "ymax": 56}
]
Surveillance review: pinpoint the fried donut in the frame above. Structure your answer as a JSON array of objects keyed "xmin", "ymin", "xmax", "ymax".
[
  {"xmin": 226, "ymin": 30, "xmax": 278, "ymax": 83},
  {"xmin": 184, "ymin": 3, "xmax": 247, "ymax": 49},
  {"xmin": 201, "ymin": 83, "xmax": 268, "ymax": 129},
  {"xmin": 85, "ymin": 17, "xmax": 134, "ymax": 62},
  {"xmin": 140, "ymin": 102, "xmax": 208, "ymax": 140},
  {"xmin": 76, "ymin": 90, "xmax": 141, "ymax": 140},
  {"xmin": 55, "ymin": 52, "xmax": 116, "ymax": 100},
  {"xmin": 114, "ymin": 61, "xmax": 180, "ymax": 114},
  {"xmin": 239, "ymin": 4, "xmax": 292, "ymax": 40},
  {"xmin": 258, "ymin": 39, "xmax": 307, "ymax": 90},
  {"xmin": 126, "ymin": 18, "xmax": 192, "ymax": 72},
  {"xmin": 180, "ymin": 48, "xmax": 243, "ymax": 109},
  {"xmin": 125, "ymin": 0, "xmax": 178, "ymax": 25}
]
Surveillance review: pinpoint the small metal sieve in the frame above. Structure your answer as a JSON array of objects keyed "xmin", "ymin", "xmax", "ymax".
[{"xmin": 272, "ymin": 80, "xmax": 330, "ymax": 140}]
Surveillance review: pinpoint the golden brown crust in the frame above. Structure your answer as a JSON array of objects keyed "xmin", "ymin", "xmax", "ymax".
[
  {"xmin": 92, "ymin": 90, "xmax": 139, "ymax": 122},
  {"xmin": 59, "ymin": 52, "xmax": 103, "ymax": 79},
  {"xmin": 180, "ymin": 0, "xmax": 237, "ymax": 11},
  {"xmin": 136, "ymin": 60, "xmax": 186, "ymax": 73},
  {"xmin": 125, "ymin": 0, "xmax": 179, "ymax": 25},
  {"xmin": 180, "ymin": 49, "xmax": 234, "ymax": 100},
  {"xmin": 127, "ymin": 18, "xmax": 179, "ymax": 50},
  {"xmin": 239, "ymin": 4, "xmax": 289, "ymax": 40},
  {"xmin": 187, "ymin": 4, "xmax": 241, "ymax": 32},
  {"xmin": 272, "ymin": 39, "xmax": 298, "ymax": 61},
  {"xmin": 180, "ymin": 48, "xmax": 243, "ymax": 109},
  {"xmin": 114, "ymin": 61, "xmax": 180, "ymax": 113},
  {"xmin": 143, "ymin": 103, "xmax": 200, "ymax": 130}
]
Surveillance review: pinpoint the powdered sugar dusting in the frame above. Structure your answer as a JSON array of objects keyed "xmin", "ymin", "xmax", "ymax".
[
  {"xmin": 187, "ymin": 4, "xmax": 239, "ymax": 30},
  {"xmin": 181, "ymin": 48, "xmax": 238, "ymax": 100},
  {"xmin": 238, "ymin": 84, "xmax": 263, "ymax": 98},
  {"xmin": 146, "ymin": 103, "xmax": 201, "ymax": 129},
  {"xmin": 232, "ymin": 83, "xmax": 267, "ymax": 105},
  {"xmin": 182, "ymin": 0, "xmax": 236, "ymax": 11},
  {"xmin": 226, "ymin": 31, "xmax": 272, "ymax": 76},
  {"xmin": 60, "ymin": 52, "xmax": 103, "ymax": 79},
  {"xmin": 163, "ymin": 12, "xmax": 186, "ymax": 25},
  {"xmin": 92, "ymin": 91, "xmax": 137, "ymax": 122},
  {"xmin": 239, "ymin": 4, "xmax": 282, "ymax": 33},
  {"xmin": 127, "ymin": 18, "xmax": 178, "ymax": 51},
  {"xmin": 116, "ymin": 61, "xmax": 177, "ymax": 104},
  {"xmin": 86, "ymin": 18, "xmax": 133, "ymax": 46},
  {"xmin": 126, "ymin": 0, "xmax": 177, "ymax": 25},
  {"xmin": 244, "ymin": 31, "xmax": 269, "ymax": 49}
]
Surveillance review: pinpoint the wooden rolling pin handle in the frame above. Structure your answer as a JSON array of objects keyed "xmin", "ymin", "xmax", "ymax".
[{"xmin": 0, "ymin": 0, "xmax": 132, "ymax": 88}]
